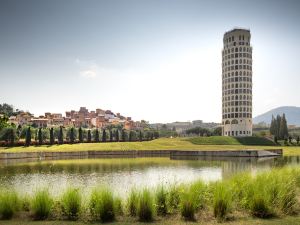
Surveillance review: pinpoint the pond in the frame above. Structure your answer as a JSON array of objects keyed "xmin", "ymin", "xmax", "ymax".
[{"xmin": 0, "ymin": 156, "xmax": 300, "ymax": 197}]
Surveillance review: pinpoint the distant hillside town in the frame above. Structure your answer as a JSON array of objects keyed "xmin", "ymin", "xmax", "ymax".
[{"xmin": 3, "ymin": 105, "xmax": 148, "ymax": 130}]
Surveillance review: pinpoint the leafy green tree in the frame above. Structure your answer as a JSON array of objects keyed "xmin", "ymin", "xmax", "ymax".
[
  {"xmin": 0, "ymin": 127, "xmax": 16, "ymax": 146},
  {"xmin": 38, "ymin": 128, "xmax": 43, "ymax": 145},
  {"xmin": 25, "ymin": 127, "xmax": 31, "ymax": 146},
  {"xmin": 94, "ymin": 129, "xmax": 99, "ymax": 142},
  {"xmin": 70, "ymin": 127, "xmax": 75, "ymax": 144},
  {"xmin": 297, "ymin": 136, "xmax": 300, "ymax": 145},
  {"xmin": 154, "ymin": 131, "xmax": 160, "ymax": 139},
  {"xmin": 58, "ymin": 126, "xmax": 64, "ymax": 144},
  {"xmin": 87, "ymin": 130, "xmax": 91, "ymax": 142},
  {"xmin": 129, "ymin": 130, "xmax": 133, "ymax": 142},
  {"xmin": 0, "ymin": 103, "xmax": 15, "ymax": 117},
  {"xmin": 115, "ymin": 129, "xmax": 119, "ymax": 142},
  {"xmin": 0, "ymin": 115, "xmax": 9, "ymax": 131},
  {"xmin": 50, "ymin": 128, "xmax": 54, "ymax": 145},
  {"xmin": 78, "ymin": 127, "xmax": 83, "ymax": 143},
  {"xmin": 102, "ymin": 129, "xmax": 106, "ymax": 142}
]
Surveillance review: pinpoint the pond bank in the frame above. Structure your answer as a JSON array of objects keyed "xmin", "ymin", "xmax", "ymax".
[{"xmin": 0, "ymin": 149, "xmax": 282, "ymax": 161}]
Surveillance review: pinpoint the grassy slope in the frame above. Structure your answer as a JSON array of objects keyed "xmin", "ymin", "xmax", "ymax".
[
  {"xmin": 189, "ymin": 136, "xmax": 276, "ymax": 146},
  {"xmin": 0, "ymin": 137, "xmax": 299, "ymax": 156},
  {"xmin": 0, "ymin": 216, "xmax": 300, "ymax": 225}
]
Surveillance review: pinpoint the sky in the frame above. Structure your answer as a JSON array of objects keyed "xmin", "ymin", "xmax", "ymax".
[{"xmin": 0, "ymin": 0, "xmax": 300, "ymax": 123}]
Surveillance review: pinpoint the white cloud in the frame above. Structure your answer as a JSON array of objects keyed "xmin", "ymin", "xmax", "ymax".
[
  {"xmin": 80, "ymin": 69, "xmax": 97, "ymax": 78},
  {"xmin": 75, "ymin": 58, "xmax": 99, "ymax": 79}
]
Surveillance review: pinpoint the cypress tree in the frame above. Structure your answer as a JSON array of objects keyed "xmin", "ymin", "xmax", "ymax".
[
  {"xmin": 121, "ymin": 129, "xmax": 126, "ymax": 142},
  {"xmin": 115, "ymin": 129, "xmax": 119, "ymax": 142},
  {"xmin": 50, "ymin": 128, "xmax": 54, "ymax": 145},
  {"xmin": 274, "ymin": 136, "xmax": 278, "ymax": 144},
  {"xmin": 58, "ymin": 126, "xmax": 63, "ymax": 144},
  {"xmin": 279, "ymin": 113, "xmax": 288, "ymax": 140},
  {"xmin": 110, "ymin": 130, "xmax": 113, "ymax": 142},
  {"xmin": 25, "ymin": 127, "xmax": 31, "ymax": 146},
  {"xmin": 79, "ymin": 127, "xmax": 83, "ymax": 143},
  {"xmin": 129, "ymin": 131, "xmax": 132, "ymax": 142},
  {"xmin": 70, "ymin": 127, "xmax": 75, "ymax": 144},
  {"xmin": 139, "ymin": 130, "xmax": 143, "ymax": 142},
  {"xmin": 95, "ymin": 129, "xmax": 99, "ymax": 142},
  {"xmin": 9, "ymin": 128, "xmax": 15, "ymax": 146},
  {"xmin": 102, "ymin": 129, "xmax": 106, "ymax": 142},
  {"xmin": 38, "ymin": 128, "xmax": 42, "ymax": 145},
  {"xmin": 270, "ymin": 115, "xmax": 275, "ymax": 135},
  {"xmin": 297, "ymin": 136, "xmax": 300, "ymax": 145},
  {"xmin": 87, "ymin": 130, "xmax": 91, "ymax": 142},
  {"xmin": 288, "ymin": 136, "xmax": 292, "ymax": 144},
  {"xmin": 275, "ymin": 115, "xmax": 281, "ymax": 138}
]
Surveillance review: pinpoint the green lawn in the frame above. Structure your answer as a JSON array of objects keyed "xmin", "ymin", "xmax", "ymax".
[{"xmin": 0, "ymin": 137, "xmax": 300, "ymax": 156}]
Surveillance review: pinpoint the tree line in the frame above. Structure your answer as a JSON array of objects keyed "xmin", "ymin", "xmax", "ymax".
[
  {"xmin": 269, "ymin": 114, "xmax": 289, "ymax": 141},
  {"xmin": 0, "ymin": 126, "xmax": 159, "ymax": 147},
  {"xmin": 185, "ymin": 126, "xmax": 222, "ymax": 136}
]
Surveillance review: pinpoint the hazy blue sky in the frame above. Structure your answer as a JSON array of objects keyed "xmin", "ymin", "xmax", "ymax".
[{"xmin": 0, "ymin": 0, "xmax": 299, "ymax": 123}]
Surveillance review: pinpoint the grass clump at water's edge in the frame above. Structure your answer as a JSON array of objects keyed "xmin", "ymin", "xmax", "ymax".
[
  {"xmin": 61, "ymin": 188, "xmax": 82, "ymax": 220},
  {"xmin": 31, "ymin": 189, "xmax": 53, "ymax": 220},
  {"xmin": 0, "ymin": 190, "xmax": 19, "ymax": 219},
  {"xmin": 137, "ymin": 189, "xmax": 155, "ymax": 222},
  {"xmin": 89, "ymin": 188, "xmax": 115, "ymax": 222}
]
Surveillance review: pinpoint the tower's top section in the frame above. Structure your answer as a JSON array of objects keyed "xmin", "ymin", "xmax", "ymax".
[{"xmin": 223, "ymin": 28, "xmax": 251, "ymax": 45}]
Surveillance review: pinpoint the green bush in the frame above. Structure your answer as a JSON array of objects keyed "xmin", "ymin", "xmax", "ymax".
[
  {"xmin": 155, "ymin": 186, "xmax": 168, "ymax": 216},
  {"xmin": 31, "ymin": 189, "xmax": 53, "ymax": 220},
  {"xmin": 137, "ymin": 189, "xmax": 155, "ymax": 222},
  {"xmin": 89, "ymin": 188, "xmax": 115, "ymax": 222},
  {"xmin": 61, "ymin": 188, "xmax": 81, "ymax": 220},
  {"xmin": 0, "ymin": 190, "xmax": 19, "ymax": 219}
]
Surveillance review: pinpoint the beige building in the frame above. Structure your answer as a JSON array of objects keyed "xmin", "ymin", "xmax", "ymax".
[{"xmin": 222, "ymin": 28, "xmax": 253, "ymax": 136}]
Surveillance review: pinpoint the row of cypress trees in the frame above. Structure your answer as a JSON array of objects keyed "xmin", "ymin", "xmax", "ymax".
[
  {"xmin": 269, "ymin": 114, "xmax": 289, "ymax": 140},
  {"xmin": 24, "ymin": 127, "xmax": 157, "ymax": 146}
]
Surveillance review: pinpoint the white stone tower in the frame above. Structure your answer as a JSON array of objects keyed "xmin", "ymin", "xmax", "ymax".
[{"xmin": 222, "ymin": 28, "xmax": 253, "ymax": 136}]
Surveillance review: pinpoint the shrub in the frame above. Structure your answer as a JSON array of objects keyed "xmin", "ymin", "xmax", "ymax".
[
  {"xmin": 89, "ymin": 188, "xmax": 115, "ymax": 222},
  {"xmin": 0, "ymin": 190, "xmax": 19, "ymax": 219},
  {"xmin": 213, "ymin": 182, "xmax": 231, "ymax": 221},
  {"xmin": 31, "ymin": 189, "xmax": 53, "ymax": 220},
  {"xmin": 137, "ymin": 189, "xmax": 155, "ymax": 222},
  {"xmin": 155, "ymin": 186, "xmax": 168, "ymax": 216},
  {"xmin": 61, "ymin": 188, "xmax": 81, "ymax": 220},
  {"xmin": 126, "ymin": 189, "xmax": 138, "ymax": 216}
]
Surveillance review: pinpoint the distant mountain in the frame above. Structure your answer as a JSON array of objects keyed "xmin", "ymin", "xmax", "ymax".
[{"xmin": 253, "ymin": 106, "xmax": 300, "ymax": 126}]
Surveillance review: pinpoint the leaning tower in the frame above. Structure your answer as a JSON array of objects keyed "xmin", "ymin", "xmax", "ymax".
[{"xmin": 222, "ymin": 28, "xmax": 253, "ymax": 137}]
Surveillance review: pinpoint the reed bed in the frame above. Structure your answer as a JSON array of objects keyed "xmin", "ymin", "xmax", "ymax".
[{"xmin": 0, "ymin": 167, "xmax": 300, "ymax": 223}]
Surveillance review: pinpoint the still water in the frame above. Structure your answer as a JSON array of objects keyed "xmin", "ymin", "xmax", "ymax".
[{"xmin": 0, "ymin": 156, "xmax": 300, "ymax": 197}]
